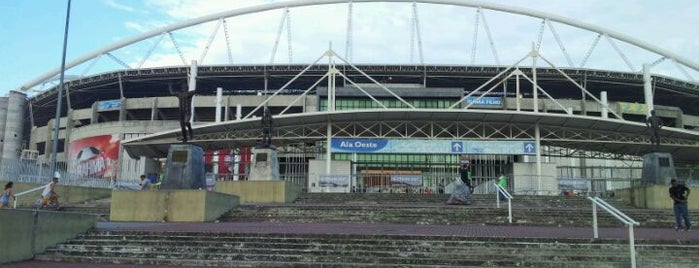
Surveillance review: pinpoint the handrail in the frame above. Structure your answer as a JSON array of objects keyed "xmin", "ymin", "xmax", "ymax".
[
  {"xmin": 587, "ymin": 196, "xmax": 639, "ymax": 268},
  {"xmin": 13, "ymin": 185, "xmax": 46, "ymax": 209},
  {"xmin": 494, "ymin": 183, "xmax": 513, "ymax": 223}
]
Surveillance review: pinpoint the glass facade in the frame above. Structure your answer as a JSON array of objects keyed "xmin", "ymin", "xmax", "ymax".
[{"xmin": 320, "ymin": 98, "xmax": 456, "ymax": 111}]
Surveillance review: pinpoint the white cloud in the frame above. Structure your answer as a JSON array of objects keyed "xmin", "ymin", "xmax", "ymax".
[
  {"xmin": 105, "ymin": 0, "xmax": 699, "ymax": 81},
  {"xmin": 101, "ymin": 0, "xmax": 136, "ymax": 12},
  {"xmin": 124, "ymin": 22, "xmax": 149, "ymax": 33}
]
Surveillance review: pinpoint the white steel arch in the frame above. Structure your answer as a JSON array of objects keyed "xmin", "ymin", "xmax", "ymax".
[{"xmin": 19, "ymin": 0, "xmax": 699, "ymax": 91}]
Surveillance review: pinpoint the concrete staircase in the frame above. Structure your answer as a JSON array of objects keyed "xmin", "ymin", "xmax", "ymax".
[
  {"xmin": 60, "ymin": 197, "xmax": 111, "ymax": 221},
  {"xmin": 222, "ymin": 193, "xmax": 677, "ymax": 228},
  {"xmin": 33, "ymin": 192, "xmax": 699, "ymax": 267},
  {"xmin": 36, "ymin": 231, "xmax": 699, "ymax": 267}
]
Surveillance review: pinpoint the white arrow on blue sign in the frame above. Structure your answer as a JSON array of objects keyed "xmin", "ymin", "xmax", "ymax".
[
  {"xmin": 523, "ymin": 142, "xmax": 536, "ymax": 153},
  {"xmin": 451, "ymin": 141, "xmax": 463, "ymax": 152}
]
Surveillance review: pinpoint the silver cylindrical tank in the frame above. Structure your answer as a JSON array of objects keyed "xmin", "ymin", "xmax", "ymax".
[{"xmin": 2, "ymin": 91, "xmax": 27, "ymax": 159}]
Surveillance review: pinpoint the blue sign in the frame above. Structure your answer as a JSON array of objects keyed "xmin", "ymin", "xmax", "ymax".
[
  {"xmin": 97, "ymin": 100, "xmax": 122, "ymax": 111},
  {"xmin": 451, "ymin": 141, "xmax": 463, "ymax": 152},
  {"xmin": 523, "ymin": 142, "xmax": 536, "ymax": 153},
  {"xmin": 331, "ymin": 139, "xmax": 388, "ymax": 152},
  {"xmin": 466, "ymin": 96, "xmax": 503, "ymax": 107},
  {"xmin": 331, "ymin": 139, "xmax": 535, "ymax": 155}
]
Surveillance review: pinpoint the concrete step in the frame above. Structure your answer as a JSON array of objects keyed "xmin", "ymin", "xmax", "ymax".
[
  {"xmin": 39, "ymin": 247, "xmax": 631, "ymax": 267},
  {"xmin": 220, "ymin": 204, "xmax": 677, "ymax": 227},
  {"xmin": 56, "ymin": 239, "xmax": 637, "ymax": 254},
  {"xmin": 35, "ymin": 254, "xmax": 632, "ymax": 268},
  {"xmin": 37, "ymin": 230, "xmax": 699, "ymax": 268},
  {"xmin": 294, "ymin": 193, "xmax": 636, "ymax": 209}
]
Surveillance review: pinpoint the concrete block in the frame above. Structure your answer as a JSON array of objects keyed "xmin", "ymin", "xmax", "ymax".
[
  {"xmin": 615, "ymin": 185, "xmax": 697, "ymax": 209},
  {"xmin": 110, "ymin": 189, "xmax": 239, "ymax": 222},
  {"xmin": 110, "ymin": 190, "xmax": 168, "ymax": 221},
  {"xmin": 0, "ymin": 209, "xmax": 96, "ymax": 264},
  {"xmin": 215, "ymin": 180, "xmax": 301, "ymax": 204}
]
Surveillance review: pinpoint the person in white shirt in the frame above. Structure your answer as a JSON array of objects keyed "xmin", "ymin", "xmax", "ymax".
[
  {"xmin": 139, "ymin": 175, "xmax": 151, "ymax": 191},
  {"xmin": 41, "ymin": 177, "xmax": 60, "ymax": 210}
]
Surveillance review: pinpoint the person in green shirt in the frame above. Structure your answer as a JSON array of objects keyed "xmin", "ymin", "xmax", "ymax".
[{"xmin": 497, "ymin": 173, "xmax": 508, "ymax": 201}]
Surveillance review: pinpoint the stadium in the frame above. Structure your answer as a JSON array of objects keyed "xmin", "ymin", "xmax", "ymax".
[{"xmin": 5, "ymin": 0, "xmax": 699, "ymax": 195}]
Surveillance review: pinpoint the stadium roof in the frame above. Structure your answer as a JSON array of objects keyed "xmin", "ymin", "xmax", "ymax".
[{"xmin": 122, "ymin": 109, "xmax": 699, "ymax": 162}]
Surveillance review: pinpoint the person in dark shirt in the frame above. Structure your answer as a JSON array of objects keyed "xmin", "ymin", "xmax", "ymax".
[
  {"xmin": 669, "ymin": 179, "xmax": 691, "ymax": 231},
  {"xmin": 176, "ymin": 83, "xmax": 196, "ymax": 142},
  {"xmin": 260, "ymin": 106, "xmax": 273, "ymax": 147},
  {"xmin": 459, "ymin": 162, "xmax": 473, "ymax": 193},
  {"xmin": 646, "ymin": 110, "xmax": 663, "ymax": 149}
]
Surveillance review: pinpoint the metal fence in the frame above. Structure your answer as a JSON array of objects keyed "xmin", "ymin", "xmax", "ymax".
[
  {"xmin": 2, "ymin": 155, "xmax": 696, "ymax": 194},
  {"xmin": 0, "ymin": 157, "xmax": 112, "ymax": 188}
]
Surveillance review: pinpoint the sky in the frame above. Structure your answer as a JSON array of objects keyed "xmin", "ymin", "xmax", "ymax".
[{"xmin": 1, "ymin": 0, "xmax": 698, "ymax": 96}]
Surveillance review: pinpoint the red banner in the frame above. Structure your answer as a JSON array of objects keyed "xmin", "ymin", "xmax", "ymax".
[{"xmin": 68, "ymin": 134, "xmax": 120, "ymax": 179}]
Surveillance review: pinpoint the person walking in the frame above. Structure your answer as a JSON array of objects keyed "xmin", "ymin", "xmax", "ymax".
[
  {"xmin": 459, "ymin": 162, "xmax": 473, "ymax": 193},
  {"xmin": 0, "ymin": 181, "xmax": 15, "ymax": 208},
  {"xmin": 669, "ymin": 179, "xmax": 691, "ymax": 231},
  {"xmin": 497, "ymin": 173, "xmax": 508, "ymax": 201},
  {"xmin": 41, "ymin": 177, "xmax": 60, "ymax": 210}
]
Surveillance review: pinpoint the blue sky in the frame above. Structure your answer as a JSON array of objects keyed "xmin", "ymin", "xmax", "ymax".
[
  {"xmin": 0, "ymin": 0, "xmax": 164, "ymax": 94},
  {"xmin": 1, "ymin": 0, "xmax": 698, "ymax": 96}
]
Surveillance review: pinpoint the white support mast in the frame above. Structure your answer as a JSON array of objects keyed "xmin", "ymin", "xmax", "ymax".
[
  {"xmin": 470, "ymin": 8, "xmax": 480, "ymax": 65},
  {"xmin": 222, "ymin": 18, "xmax": 234, "ymax": 64},
  {"xmin": 199, "ymin": 19, "xmax": 223, "ymax": 64},
  {"xmin": 286, "ymin": 8, "xmax": 293, "ymax": 63},
  {"xmin": 167, "ymin": 32, "xmax": 188, "ymax": 65},
  {"xmin": 579, "ymin": 34, "xmax": 601, "ymax": 68},
  {"xmin": 547, "ymin": 19, "xmax": 574, "ymax": 67},
  {"xmin": 270, "ymin": 8, "xmax": 290, "ymax": 64},
  {"xmin": 480, "ymin": 9, "xmax": 500, "ymax": 65},
  {"xmin": 139, "ymin": 33, "xmax": 165, "ymax": 68},
  {"xmin": 411, "ymin": 1, "xmax": 424, "ymax": 65},
  {"xmin": 345, "ymin": 0, "xmax": 353, "ymax": 61}
]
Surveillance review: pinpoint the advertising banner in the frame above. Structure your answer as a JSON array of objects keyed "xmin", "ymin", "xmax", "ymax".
[
  {"xmin": 319, "ymin": 175, "xmax": 350, "ymax": 187},
  {"xmin": 390, "ymin": 174, "xmax": 422, "ymax": 187},
  {"xmin": 618, "ymin": 102, "xmax": 648, "ymax": 115},
  {"xmin": 68, "ymin": 134, "xmax": 120, "ymax": 179},
  {"xmin": 96, "ymin": 100, "xmax": 122, "ymax": 111}
]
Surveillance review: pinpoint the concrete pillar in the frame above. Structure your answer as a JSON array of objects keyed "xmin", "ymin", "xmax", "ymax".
[
  {"xmin": 535, "ymin": 122, "xmax": 542, "ymax": 194},
  {"xmin": 119, "ymin": 98, "xmax": 127, "ymax": 121},
  {"xmin": 91, "ymin": 102, "xmax": 98, "ymax": 124},
  {"xmin": 45, "ymin": 119, "xmax": 55, "ymax": 159},
  {"xmin": 216, "ymin": 87, "xmax": 222, "ymax": 122},
  {"xmin": 2, "ymin": 91, "xmax": 27, "ymax": 159},
  {"xmin": 189, "ymin": 60, "xmax": 198, "ymax": 124},
  {"xmin": 643, "ymin": 64, "xmax": 654, "ymax": 115},
  {"xmin": 0, "ymin": 97, "xmax": 8, "ymax": 157},
  {"xmin": 531, "ymin": 44, "xmax": 539, "ymax": 113},
  {"xmin": 151, "ymin": 98, "xmax": 158, "ymax": 121},
  {"xmin": 65, "ymin": 109, "xmax": 73, "ymax": 150},
  {"xmin": 224, "ymin": 97, "xmax": 230, "ymax": 121},
  {"xmin": 600, "ymin": 91, "xmax": 608, "ymax": 119}
]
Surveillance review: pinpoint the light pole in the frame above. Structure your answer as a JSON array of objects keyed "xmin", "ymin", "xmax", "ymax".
[{"xmin": 51, "ymin": 0, "xmax": 72, "ymax": 178}]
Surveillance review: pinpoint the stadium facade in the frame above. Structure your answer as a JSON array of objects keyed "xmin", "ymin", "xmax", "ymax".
[{"xmin": 4, "ymin": 0, "xmax": 699, "ymax": 194}]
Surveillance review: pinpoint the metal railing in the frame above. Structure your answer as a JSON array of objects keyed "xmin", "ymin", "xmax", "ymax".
[
  {"xmin": 13, "ymin": 184, "xmax": 46, "ymax": 209},
  {"xmin": 494, "ymin": 183, "xmax": 513, "ymax": 223},
  {"xmin": 0, "ymin": 157, "xmax": 113, "ymax": 189},
  {"xmin": 587, "ymin": 196, "xmax": 640, "ymax": 268}
]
